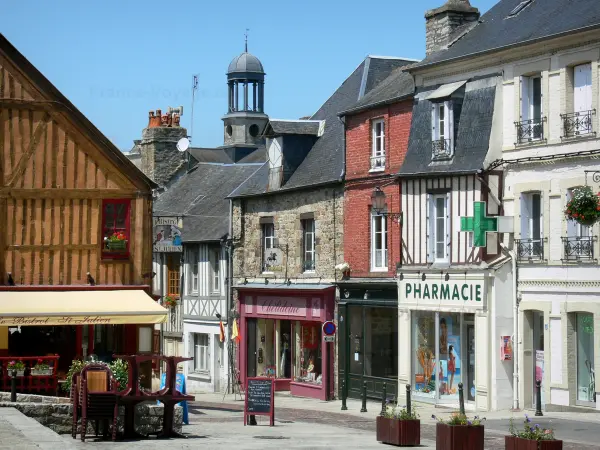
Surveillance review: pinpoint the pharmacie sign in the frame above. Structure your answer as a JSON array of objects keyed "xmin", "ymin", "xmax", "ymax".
[{"xmin": 399, "ymin": 276, "xmax": 486, "ymax": 310}]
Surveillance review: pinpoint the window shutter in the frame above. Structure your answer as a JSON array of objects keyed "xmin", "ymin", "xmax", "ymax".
[
  {"xmin": 520, "ymin": 194, "xmax": 531, "ymax": 239},
  {"xmin": 539, "ymin": 192, "xmax": 544, "ymax": 241},
  {"xmin": 431, "ymin": 104, "xmax": 437, "ymax": 141},
  {"xmin": 427, "ymin": 194, "xmax": 434, "ymax": 263},
  {"xmin": 446, "ymin": 101, "xmax": 454, "ymax": 153},
  {"xmin": 520, "ymin": 76, "xmax": 530, "ymax": 121},
  {"xmin": 445, "ymin": 192, "xmax": 451, "ymax": 260}
]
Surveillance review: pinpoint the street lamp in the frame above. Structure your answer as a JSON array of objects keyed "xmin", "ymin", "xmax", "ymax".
[{"xmin": 371, "ymin": 187, "xmax": 403, "ymax": 225}]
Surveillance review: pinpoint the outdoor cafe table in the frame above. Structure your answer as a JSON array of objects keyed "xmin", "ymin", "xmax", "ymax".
[{"xmin": 114, "ymin": 354, "xmax": 194, "ymax": 439}]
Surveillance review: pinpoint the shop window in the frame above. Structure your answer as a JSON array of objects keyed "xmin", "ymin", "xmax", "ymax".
[
  {"xmin": 210, "ymin": 247, "xmax": 220, "ymax": 294},
  {"xmin": 371, "ymin": 212, "xmax": 388, "ymax": 271},
  {"xmin": 295, "ymin": 322, "xmax": 322, "ymax": 385},
  {"xmin": 167, "ymin": 254, "xmax": 181, "ymax": 297},
  {"xmin": 101, "ymin": 199, "xmax": 130, "ymax": 260},
  {"xmin": 187, "ymin": 247, "xmax": 199, "ymax": 294},
  {"xmin": 302, "ymin": 219, "xmax": 315, "ymax": 272},
  {"xmin": 576, "ymin": 313, "xmax": 596, "ymax": 404},
  {"xmin": 193, "ymin": 333, "xmax": 210, "ymax": 373}
]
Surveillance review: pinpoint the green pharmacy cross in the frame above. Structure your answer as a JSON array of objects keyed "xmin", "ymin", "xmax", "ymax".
[{"xmin": 460, "ymin": 202, "xmax": 498, "ymax": 248}]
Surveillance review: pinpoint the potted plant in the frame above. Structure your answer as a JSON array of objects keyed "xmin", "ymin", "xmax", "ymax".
[
  {"xmin": 335, "ymin": 262, "xmax": 351, "ymax": 279},
  {"xmin": 7, "ymin": 360, "xmax": 25, "ymax": 377},
  {"xmin": 433, "ymin": 412, "xmax": 485, "ymax": 450},
  {"xmin": 377, "ymin": 403, "xmax": 420, "ymax": 446},
  {"xmin": 31, "ymin": 358, "xmax": 52, "ymax": 376},
  {"xmin": 505, "ymin": 415, "xmax": 562, "ymax": 450},
  {"xmin": 163, "ymin": 295, "xmax": 178, "ymax": 308},
  {"xmin": 565, "ymin": 186, "xmax": 600, "ymax": 226},
  {"xmin": 104, "ymin": 231, "xmax": 128, "ymax": 251}
]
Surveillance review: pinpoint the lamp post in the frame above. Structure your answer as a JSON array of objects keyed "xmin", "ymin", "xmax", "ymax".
[{"xmin": 371, "ymin": 187, "xmax": 402, "ymax": 224}]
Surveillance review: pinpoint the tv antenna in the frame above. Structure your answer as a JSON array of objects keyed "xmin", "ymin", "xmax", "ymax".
[{"xmin": 190, "ymin": 74, "xmax": 199, "ymax": 143}]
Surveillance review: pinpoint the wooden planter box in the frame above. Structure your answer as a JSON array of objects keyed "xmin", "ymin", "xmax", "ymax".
[
  {"xmin": 31, "ymin": 368, "xmax": 53, "ymax": 376},
  {"xmin": 436, "ymin": 423, "xmax": 484, "ymax": 450},
  {"xmin": 107, "ymin": 240, "xmax": 127, "ymax": 250},
  {"xmin": 376, "ymin": 416, "xmax": 420, "ymax": 446},
  {"xmin": 505, "ymin": 436, "xmax": 563, "ymax": 450}
]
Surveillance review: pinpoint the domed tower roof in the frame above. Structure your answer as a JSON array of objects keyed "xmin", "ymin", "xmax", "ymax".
[{"xmin": 227, "ymin": 51, "xmax": 265, "ymax": 75}]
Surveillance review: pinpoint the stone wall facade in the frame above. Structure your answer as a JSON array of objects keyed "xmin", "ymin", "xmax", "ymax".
[
  {"xmin": 232, "ymin": 185, "xmax": 344, "ymax": 281},
  {"xmin": 0, "ymin": 393, "xmax": 182, "ymax": 435},
  {"xmin": 139, "ymin": 126, "xmax": 188, "ymax": 186}
]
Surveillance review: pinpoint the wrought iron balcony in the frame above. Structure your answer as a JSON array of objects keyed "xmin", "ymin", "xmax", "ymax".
[
  {"xmin": 303, "ymin": 259, "xmax": 316, "ymax": 272},
  {"xmin": 561, "ymin": 236, "xmax": 595, "ymax": 261},
  {"xmin": 370, "ymin": 154, "xmax": 385, "ymax": 170},
  {"xmin": 516, "ymin": 239, "xmax": 544, "ymax": 261},
  {"xmin": 432, "ymin": 138, "xmax": 453, "ymax": 160},
  {"xmin": 515, "ymin": 117, "xmax": 545, "ymax": 144},
  {"xmin": 560, "ymin": 110, "xmax": 595, "ymax": 139}
]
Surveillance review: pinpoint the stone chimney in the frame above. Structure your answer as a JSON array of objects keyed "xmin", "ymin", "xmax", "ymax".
[{"xmin": 425, "ymin": 0, "xmax": 480, "ymax": 56}]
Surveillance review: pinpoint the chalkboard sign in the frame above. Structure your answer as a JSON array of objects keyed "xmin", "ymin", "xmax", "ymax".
[{"xmin": 244, "ymin": 377, "xmax": 274, "ymax": 426}]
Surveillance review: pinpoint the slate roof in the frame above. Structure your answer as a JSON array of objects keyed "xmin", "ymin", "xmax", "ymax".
[
  {"xmin": 398, "ymin": 76, "xmax": 498, "ymax": 176},
  {"xmin": 339, "ymin": 68, "xmax": 415, "ymax": 116},
  {"xmin": 188, "ymin": 145, "xmax": 267, "ymax": 164},
  {"xmin": 265, "ymin": 120, "xmax": 322, "ymax": 136},
  {"xmin": 230, "ymin": 56, "xmax": 415, "ymax": 197},
  {"xmin": 413, "ymin": 0, "xmax": 600, "ymax": 69},
  {"xmin": 153, "ymin": 163, "xmax": 261, "ymax": 242}
]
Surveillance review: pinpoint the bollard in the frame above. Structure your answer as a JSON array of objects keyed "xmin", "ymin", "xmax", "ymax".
[
  {"xmin": 360, "ymin": 381, "xmax": 367, "ymax": 413},
  {"xmin": 458, "ymin": 382, "xmax": 465, "ymax": 415},
  {"xmin": 381, "ymin": 383, "xmax": 387, "ymax": 415},
  {"xmin": 406, "ymin": 384, "xmax": 412, "ymax": 416},
  {"xmin": 341, "ymin": 378, "xmax": 348, "ymax": 411},
  {"xmin": 535, "ymin": 380, "xmax": 543, "ymax": 416},
  {"xmin": 10, "ymin": 370, "xmax": 17, "ymax": 403}
]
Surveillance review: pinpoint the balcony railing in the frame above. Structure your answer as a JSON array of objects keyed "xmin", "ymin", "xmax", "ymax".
[
  {"xmin": 432, "ymin": 138, "xmax": 453, "ymax": 160},
  {"xmin": 562, "ymin": 236, "xmax": 595, "ymax": 261},
  {"xmin": 370, "ymin": 154, "xmax": 385, "ymax": 170},
  {"xmin": 516, "ymin": 238, "xmax": 544, "ymax": 261},
  {"xmin": 560, "ymin": 110, "xmax": 595, "ymax": 139},
  {"xmin": 515, "ymin": 117, "xmax": 545, "ymax": 144}
]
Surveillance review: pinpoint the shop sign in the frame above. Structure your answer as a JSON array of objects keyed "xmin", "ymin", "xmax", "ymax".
[
  {"xmin": 459, "ymin": 201, "xmax": 513, "ymax": 247},
  {"xmin": 256, "ymin": 297, "xmax": 306, "ymax": 317},
  {"xmin": 153, "ymin": 217, "xmax": 183, "ymax": 252},
  {"xmin": 399, "ymin": 277, "xmax": 485, "ymax": 310}
]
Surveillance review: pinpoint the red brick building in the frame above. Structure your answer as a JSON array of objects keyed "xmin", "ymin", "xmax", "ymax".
[{"xmin": 337, "ymin": 63, "xmax": 414, "ymax": 400}]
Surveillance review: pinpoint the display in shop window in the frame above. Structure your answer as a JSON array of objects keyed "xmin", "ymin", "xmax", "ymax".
[{"xmin": 295, "ymin": 323, "xmax": 322, "ymax": 385}]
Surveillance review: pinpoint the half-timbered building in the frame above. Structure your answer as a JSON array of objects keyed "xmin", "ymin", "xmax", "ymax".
[
  {"xmin": 0, "ymin": 33, "xmax": 164, "ymax": 389},
  {"xmin": 396, "ymin": 0, "xmax": 514, "ymax": 412}
]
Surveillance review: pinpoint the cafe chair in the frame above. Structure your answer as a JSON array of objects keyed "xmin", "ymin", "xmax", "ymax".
[
  {"xmin": 70, "ymin": 372, "xmax": 81, "ymax": 439},
  {"xmin": 79, "ymin": 363, "xmax": 119, "ymax": 442}
]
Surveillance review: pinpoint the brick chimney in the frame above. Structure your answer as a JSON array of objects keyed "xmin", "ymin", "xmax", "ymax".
[{"xmin": 425, "ymin": 0, "xmax": 480, "ymax": 56}]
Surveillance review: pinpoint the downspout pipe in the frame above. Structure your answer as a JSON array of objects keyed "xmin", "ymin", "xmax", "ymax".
[
  {"xmin": 338, "ymin": 116, "xmax": 346, "ymax": 180},
  {"xmin": 500, "ymin": 242, "xmax": 519, "ymax": 411},
  {"xmin": 227, "ymin": 198, "xmax": 234, "ymax": 394}
]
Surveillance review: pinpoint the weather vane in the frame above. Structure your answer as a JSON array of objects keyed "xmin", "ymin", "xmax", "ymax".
[{"xmin": 245, "ymin": 28, "xmax": 249, "ymax": 52}]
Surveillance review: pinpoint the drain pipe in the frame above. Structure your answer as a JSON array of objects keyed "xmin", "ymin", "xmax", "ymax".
[{"xmin": 500, "ymin": 242, "xmax": 519, "ymax": 410}]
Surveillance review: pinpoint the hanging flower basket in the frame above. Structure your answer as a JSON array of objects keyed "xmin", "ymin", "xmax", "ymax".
[
  {"xmin": 163, "ymin": 296, "xmax": 178, "ymax": 308},
  {"xmin": 565, "ymin": 186, "xmax": 600, "ymax": 226}
]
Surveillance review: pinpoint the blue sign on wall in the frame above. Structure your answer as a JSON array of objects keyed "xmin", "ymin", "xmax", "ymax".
[{"xmin": 159, "ymin": 373, "xmax": 189, "ymax": 425}]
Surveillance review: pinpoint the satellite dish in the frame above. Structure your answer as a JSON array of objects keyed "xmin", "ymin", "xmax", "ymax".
[{"xmin": 176, "ymin": 137, "xmax": 190, "ymax": 152}]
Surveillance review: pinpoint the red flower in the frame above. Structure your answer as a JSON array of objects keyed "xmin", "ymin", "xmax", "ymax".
[
  {"xmin": 574, "ymin": 213, "xmax": 579, "ymax": 218},
  {"xmin": 37, "ymin": 358, "xmax": 43, "ymax": 364}
]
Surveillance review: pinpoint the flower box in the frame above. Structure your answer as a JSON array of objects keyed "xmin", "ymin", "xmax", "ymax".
[
  {"xmin": 107, "ymin": 239, "xmax": 127, "ymax": 251},
  {"xmin": 376, "ymin": 416, "xmax": 420, "ymax": 446},
  {"xmin": 436, "ymin": 423, "xmax": 484, "ymax": 450},
  {"xmin": 7, "ymin": 370, "xmax": 25, "ymax": 377},
  {"xmin": 31, "ymin": 368, "xmax": 53, "ymax": 376},
  {"xmin": 505, "ymin": 436, "xmax": 563, "ymax": 450}
]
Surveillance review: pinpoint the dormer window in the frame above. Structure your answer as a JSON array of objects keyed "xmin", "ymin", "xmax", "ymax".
[
  {"xmin": 370, "ymin": 119, "xmax": 385, "ymax": 171},
  {"xmin": 431, "ymin": 101, "xmax": 454, "ymax": 160}
]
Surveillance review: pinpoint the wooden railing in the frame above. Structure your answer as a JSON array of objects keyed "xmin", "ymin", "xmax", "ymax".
[{"xmin": 0, "ymin": 355, "xmax": 60, "ymax": 394}]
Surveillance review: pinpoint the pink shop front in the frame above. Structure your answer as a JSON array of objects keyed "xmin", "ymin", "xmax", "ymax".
[{"xmin": 237, "ymin": 285, "xmax": 335, "ymax": 401}]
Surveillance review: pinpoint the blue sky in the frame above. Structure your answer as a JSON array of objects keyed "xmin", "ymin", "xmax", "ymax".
[{"xmin": 2, "ymin": 0, "xmax": 496, "ymax": 151}]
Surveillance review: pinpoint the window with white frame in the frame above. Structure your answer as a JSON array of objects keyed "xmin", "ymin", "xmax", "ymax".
[
  {"xmin": 188, "ymin": 247, "xmax": 199, "ymax": 294},
  {"xmin": 428, "ymin": 194, "xmax": 449, "ymax": 262},
  {"xmin": 518, "ymin": 75, "xmax": 543, "ymax": 142},
  {"xmin": 371, "ymin": 212, "xmax": 388, "ymax": 271},
  {"xmin": 193, "ymin": 333, "xmax": 209, "ymax": 373},
  {"xmin": 262, "ymin": 222, "xmax": 275, "ymax": 272},
  {"xmin": 565, "ymin": 189, "xmax": 592, "ymax": 259},
  {"xmin": 567, "ymin": 63, "xmax": 594, "ymax": 137},
  {"xmin": 519, "ymin": 192, "xmax": 543, "ymax": 258},
  {"xmin": 431, "ymin": 101, "xmax": 453, "ymax": 159},
  {"xmin": 371, "ymin": 119, "xmax": 385, "ymax": 170},
  {"xmin": 210, "ymin": 247, "xmax": 220, "ymax": 294},
  {"xmin": 302, "ymin": 219, "xmax": 315, "ymax": 272}
]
